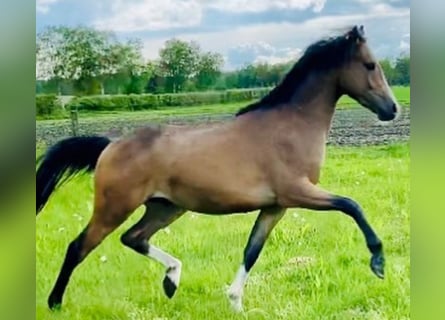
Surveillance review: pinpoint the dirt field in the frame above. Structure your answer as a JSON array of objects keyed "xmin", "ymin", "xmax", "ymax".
[{"xmin": 36, "ymin": 107, "xmax": 410, "ymax": 147}]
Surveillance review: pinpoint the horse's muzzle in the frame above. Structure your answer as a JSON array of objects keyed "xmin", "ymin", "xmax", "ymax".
[{"xmin": 377, "ymin": 102, "xmax": 398, "ymax": 121}]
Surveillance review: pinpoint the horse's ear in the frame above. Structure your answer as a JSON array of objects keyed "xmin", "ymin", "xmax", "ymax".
[
  {"xmin": 357, "ymin": 25, "xmax": 365, "ymax": 38},
  {"xmin": 346, "ymin": 25, "xmax": 366, "ymax": 43}
]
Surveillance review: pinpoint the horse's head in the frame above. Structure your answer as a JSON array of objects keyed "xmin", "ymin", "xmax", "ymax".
[{"xmin": 338, "ymin": 25, "xmax": 400, "ymax": 121}]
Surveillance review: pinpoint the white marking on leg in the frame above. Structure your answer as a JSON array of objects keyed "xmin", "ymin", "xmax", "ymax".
[
  {"xmin": 148, "ymin": 245, "xmax": 182, "ymax": 288},
  {"xmin": 152, "ymin": 191, "xmax": 171, "ymax": 200},
  {"xmin": 227, "ymin": 265, "xmax": 248, "ymax": 312}
]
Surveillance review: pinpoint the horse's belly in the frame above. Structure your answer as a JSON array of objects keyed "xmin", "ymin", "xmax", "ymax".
[
  {"xmin": 154, "ymin": 179, "xmax": 276, "ymax": 214},
  {"xmin": 153, "ymin": 133, "xmax": 275, "ymax": 213}
]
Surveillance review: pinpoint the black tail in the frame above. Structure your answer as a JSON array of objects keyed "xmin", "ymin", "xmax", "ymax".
[{"xmin": 36, "ymin": 136, "xmax": 111, "ymax": 214}]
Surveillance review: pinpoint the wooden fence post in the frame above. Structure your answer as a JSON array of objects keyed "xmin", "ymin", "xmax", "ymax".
[{"xmin": 70, "ymin": 109, "xmax": 79, "ymax": 136}]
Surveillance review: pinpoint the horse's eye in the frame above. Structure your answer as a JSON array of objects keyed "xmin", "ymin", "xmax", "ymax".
[{"xmin": 364, "ymin": 62, "xmax": 375, "ymax": 71}]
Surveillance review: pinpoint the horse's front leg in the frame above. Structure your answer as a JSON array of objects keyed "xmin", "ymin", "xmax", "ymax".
[
  {"xmin": 278, "ymin": 179, "xmax": 385, "ymax": 279},
  {"xmin": 227, "ymin": 206, "xmax": 286, "ymax": 312}
]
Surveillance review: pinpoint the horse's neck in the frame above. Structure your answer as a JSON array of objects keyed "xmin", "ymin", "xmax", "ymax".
[
  {"xmin": 236, "ymin": 73, "xmax": 340, "ymax": 141},
  {"xmin": 270, "ymin": 77, "xmax": 340, "ymax": 181},
  {"xmin": 288, "ymin": 74, "xmax": 339, "ymax": 132}
]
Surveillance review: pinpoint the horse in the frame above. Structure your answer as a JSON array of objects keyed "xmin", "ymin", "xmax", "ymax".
[{"xmin": 36, "ymin": 25, "xmax": 400, "ymax": 312}]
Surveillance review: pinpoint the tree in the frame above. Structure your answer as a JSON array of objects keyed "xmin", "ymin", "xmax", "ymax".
[
  {"xmin": 36, "ymin": 25, "xmax": 144, "ymax": 95},
  {"xmin": 237, "ymin": 64, "xmax": 262, "ymax": 88},
  {"xmin": 36, "ymin": 26, "xmax": 73, "ymax": 94},
  {"xmin": 219, "ymin": 60, "xmax": 293, "ymax": 90},
  {"xmin": 195, "ymin": 52, "xmax": 224, "ymax": 90},
  {"xmin": 106, "ymin": 39, "xmax": 147, "ymax": 94},
  {"xmin": 159, "ymin": 39, "xmax": 200, "ymax": 92},
  {"xmin": 254, "ymin": 63, "xmax": 271, "ymax": 87},
  {"xmin": 219, "ymin": 71, "xmax": 238, "ymax": 90},
  {"xmin": 144, "ymin": 61, "xmax": 167, "ymax": 93},
  {"xmin": 394, "ymin": 55, "xmax": 410, "ymax": 85},
  {"xmin": 123, "ymin": 60, "xmax": 158, "ymax": 94},
  {"xmin": 379, "ymin": 59, "xmax": 396, "ymax": 85}
]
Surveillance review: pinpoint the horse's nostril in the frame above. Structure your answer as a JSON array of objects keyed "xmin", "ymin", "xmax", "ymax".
[{"xmin": 392, "ymin": 103, "xmax": 397, "ymax": 113}]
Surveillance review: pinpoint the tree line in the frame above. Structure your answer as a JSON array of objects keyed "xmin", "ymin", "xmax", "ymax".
[{"xmin": 36, "ymin": 26, "xmax": 410, "ymax": 96}]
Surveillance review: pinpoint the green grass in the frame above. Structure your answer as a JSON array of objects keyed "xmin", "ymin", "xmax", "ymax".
[
  {"xmin": 78, "ymin": 102, "xmax": 249, "ymax": 120},
  {"xmin": 37, "ymin": 86, "xmax": 410, "ymax": 122},
  {"xmin": 36, "ymin": 101, "xmax": 249, "ymax": 123},
  {"xmin": 36, "ymin": 143, "xmax": 410, "ymax": 319},
  {"xmin": 337, "ymin": 85, "xmax": 410, "ymax": 108}
]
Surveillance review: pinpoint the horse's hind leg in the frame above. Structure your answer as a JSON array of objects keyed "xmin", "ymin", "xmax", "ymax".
[
  {"xmin": 120, "ymin": 198, "xmax": 185, "ymax": 298},
  {"xmin": 47, "ymin": 196, "xmax": 137, "ymax": 310}
]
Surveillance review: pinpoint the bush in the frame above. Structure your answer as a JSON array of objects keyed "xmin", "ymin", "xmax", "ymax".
[
  {"xmin": 36, "ymin": 94, "xmax": 63, "ymax": 118},
  {"xmin": 69, "ymin": 94, "xmax": 158, "ymax": 111},
  {"xmin": 66, "ymin": 88, "xmax": 272, "ymax": 112}
]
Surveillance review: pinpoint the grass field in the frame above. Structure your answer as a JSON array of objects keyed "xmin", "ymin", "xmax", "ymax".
[
  {"xmin": 36, "ymin": 143, "xmax": 409, "ymax": 320},
  {"xmin": 37, "ymin": 86, "xmax": 410, "ymax": 122}
]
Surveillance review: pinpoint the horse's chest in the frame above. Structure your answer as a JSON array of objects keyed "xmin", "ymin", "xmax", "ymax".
[{"xmin": 276, "ymin": 145, "xmax": 325, "ymax": 184}]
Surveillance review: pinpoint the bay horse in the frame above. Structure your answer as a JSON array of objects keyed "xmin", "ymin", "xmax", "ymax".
[{"xmin": 36, "ymin": 25, "xmax": 400, "ymax": 312}]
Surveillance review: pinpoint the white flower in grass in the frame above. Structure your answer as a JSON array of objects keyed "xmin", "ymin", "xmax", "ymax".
[
  {"xmin": 58, "ymin": 227, "xmax": 65, "ymax": 232},
  {"xmin": 163, "ymin": 227, "xmax": 171, "ymax": 234},
  {"xmin": 100, "ymin": 255, "xmax": 107, "ymax": 263},
  {"xmin": 287, "ymin": 256, "xmax": 315, "ymax": 267}
]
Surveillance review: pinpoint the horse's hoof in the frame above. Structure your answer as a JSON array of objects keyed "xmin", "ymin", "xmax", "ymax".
[
  {"xmin": 163, "ymin": 275, "xmax": 177, "ymax": 298},
  {"xmin": 370, "ymin": 253, "xmax": 385, "ymax": 279},
  {"xmin": 227, "ymin": 292, "xmax": 244, "ymax": 313},
  {"xmin": 47, "ymin": 296, "xmax": 62, "ymax": 311}
]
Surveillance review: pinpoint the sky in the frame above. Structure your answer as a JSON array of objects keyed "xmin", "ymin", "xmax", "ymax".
[{"xmin": 36, "ymin": 0, "xmax": 410, "ymax": 70}]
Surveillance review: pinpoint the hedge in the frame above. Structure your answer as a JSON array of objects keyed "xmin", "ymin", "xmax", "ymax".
[
  {"xmin": 66, "ymin": 88, "xmax": 272, "ymax": 112},
  {"xmin": 36, "ymin": 94, "xmax": 63, "ymax": 117}
]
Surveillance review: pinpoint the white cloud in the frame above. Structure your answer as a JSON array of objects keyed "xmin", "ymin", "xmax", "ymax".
[
  {"xmin": 355, "ymin": 0, "xmax": 403, "ymax": 3},
  {"xmin": 254, "ymin": 48, "xmax": 302, "ymax": 65},
  {"xmin": 399, "ymin": 40, "xmax": 409, "ymax": 51},
  {"xmin": 36, "ymin": 0, "xmax": 59, "ymax": 14},
  {"xmin": 94, "ymin": 0, "xmax": 203, "ymax": 32},
  {"xmin": 94, "ymin": 0, "xmax": 327, "ymax": 32},
  {"xmin": 140, "ymin": 5, "xmax": 409, "ymax": 70},
  {"xmin": 400, "ymin": 33, "xmax": 410, "ymax": 54},
  {"xmin": 227, "ymin": 41, "xmax": 276, "ymax": 68},
  {"xmin": 94, "ymin": 0, "xmax": 407, "ymax": 34},
  {"xmin": 230, "ymin": 42, "xmax": 277, "ymax": 58},
  {"xmin": 226, "ymin": 41, "xmax": 302, "ymax": 68},
  {"xmin": 370, "ymin": 3, "xmax": 400, "ymax": 15},
  {"xmin": 207, "ymin": 0, "xmax": 326, "ymax": 13}
]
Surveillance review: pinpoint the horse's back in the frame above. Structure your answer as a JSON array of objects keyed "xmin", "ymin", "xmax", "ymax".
[
  {"xmin": 151, "ymin": 123, "xmax": 277, "ymax": 213},
  {"xmin": 94, "ymin": 121, "xmax": 277, "ymax": 213}
]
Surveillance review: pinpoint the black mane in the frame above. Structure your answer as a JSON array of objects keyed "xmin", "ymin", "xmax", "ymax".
[{"xmin": 236, "ymin": 27, "xmax": 364, "ymax": 116}]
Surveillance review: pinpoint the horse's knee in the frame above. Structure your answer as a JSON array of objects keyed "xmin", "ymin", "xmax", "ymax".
[{"xmin": 120, "ymin": 232, "xmax": 148, "ymax": 255}]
